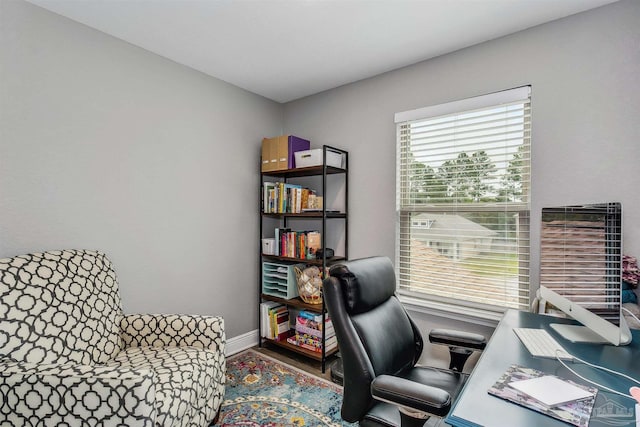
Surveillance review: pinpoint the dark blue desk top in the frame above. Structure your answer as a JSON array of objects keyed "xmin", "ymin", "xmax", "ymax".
[{"xmin": 445, "ymin": 309, "xmax": 640, "ymax": 427}]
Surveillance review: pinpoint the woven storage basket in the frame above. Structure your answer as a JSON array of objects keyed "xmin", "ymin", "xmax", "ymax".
[{"xmin": 294, "ymin": 265, "xmax": 323, "ymax": 304}]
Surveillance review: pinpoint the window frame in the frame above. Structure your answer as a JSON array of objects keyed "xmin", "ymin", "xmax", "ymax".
[{"xmin": 394, "ymin": 87, "xmax": 532, "ymax": 319}]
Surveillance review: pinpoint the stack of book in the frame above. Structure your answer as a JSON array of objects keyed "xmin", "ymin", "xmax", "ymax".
[
  {"xmin": 260, "ymin": 301, "xmax": 292, "ymax": 341},
  {"xmin": 274, "ymin": 228, "xmax": 321, "ymax": 259},
  {"xmin": 263, "ymin": 182, "xmax": 316, "ymax": 214},
  {"xmin": 286, "ymin": 310, "xmax": 337, "ymax": 353}
]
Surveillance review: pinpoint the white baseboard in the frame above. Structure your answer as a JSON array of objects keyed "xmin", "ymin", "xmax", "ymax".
[{"xmin": 226, "ymin": 329, "xmax": 259, "ymax": 356}]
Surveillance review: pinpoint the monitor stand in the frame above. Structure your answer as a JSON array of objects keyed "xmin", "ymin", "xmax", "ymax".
[{"xmin": 550, "ymin": 323, "xmax": 609, "ymax": 344}]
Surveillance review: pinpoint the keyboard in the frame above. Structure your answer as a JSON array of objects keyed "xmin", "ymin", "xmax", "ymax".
[{"xmin": 513, "ymin": 328, "xmax": 573, "ymax": 360}]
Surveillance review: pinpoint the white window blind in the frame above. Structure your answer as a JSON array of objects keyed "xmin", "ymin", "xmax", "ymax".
[
  {"xmin": 396, "ymin": 87, "xmax": 531, "ymax": 311},
  {"xmin": 540, "ymin": 203, "xmax": 622, "ymax": 322}
]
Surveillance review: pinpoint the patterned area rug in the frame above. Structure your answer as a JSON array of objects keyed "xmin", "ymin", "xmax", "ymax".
[{"xmin": 215, "ymin": 349, "xmax": 353, "ymax": 427}]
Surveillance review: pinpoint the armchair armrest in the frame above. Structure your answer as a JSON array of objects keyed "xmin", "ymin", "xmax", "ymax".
[
  {"xmin": 0, "ymin": 360, "xmax": 156, "ymax": 425},
  {"xmin": 371, "ymin": 374, "xmax": 451, "ymax": 418},
  {"xmin": 121, "ymin": 314, "xmax": 225, "ymax": 353},
  {"xmin": 428, "ymin": 329, "xmax": 487, "ymax": 351}
]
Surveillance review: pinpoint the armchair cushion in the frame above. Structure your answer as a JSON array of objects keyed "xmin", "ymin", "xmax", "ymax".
[{"xmin": 0, "ymin": 250, "xmax": 123, "ymax": 365}]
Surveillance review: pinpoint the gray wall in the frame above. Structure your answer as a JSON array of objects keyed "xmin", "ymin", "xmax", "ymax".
[
  {"xmin": 0, "ymin": 0, "xmax": 282, "ymax": 338},
  {"xmin": 2, "ymin": 0, "xmax": 639, "ymax": 346},
  {"xmin": 283, "ymin": 0, "xmax": 640, "ymax": 315}
]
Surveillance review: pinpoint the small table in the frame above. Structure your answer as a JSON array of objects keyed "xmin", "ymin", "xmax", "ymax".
[{"xmin": 445, "ymin": 309, "xmax": 640, "ymax": 427}]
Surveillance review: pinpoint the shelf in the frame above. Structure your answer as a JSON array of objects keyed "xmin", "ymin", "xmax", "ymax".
[
  {"xmin": 261, "ymin": 255, "xmax": 346, "ymax": 265},
  {"xmin": 261, "ymin": 294, "xmax": 325, "ymax": 312},
  {"xmin": 259, "ymin": 144, "xmax": 348, "ymax": 373},
  {"xmin": 263, "ymin": 337, "xmax": 339, "ymax": 360},
  {"xmin": 262, "ymin": 212, "xmax": 346, "ymax": 219},
  {"xmin": 261, "ymin": 165, "xmax": 346, "ymax": 178}
]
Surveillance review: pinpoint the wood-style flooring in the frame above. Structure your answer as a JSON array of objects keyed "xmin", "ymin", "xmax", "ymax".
[{"xmin": 249, "ymin": 344, "xmax": 340, "ymax": 382}]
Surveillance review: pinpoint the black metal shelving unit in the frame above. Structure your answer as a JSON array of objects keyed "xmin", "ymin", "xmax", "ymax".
[{"xmin": 258, "ymin": 145, "xmax": 348, "ymax": 372}]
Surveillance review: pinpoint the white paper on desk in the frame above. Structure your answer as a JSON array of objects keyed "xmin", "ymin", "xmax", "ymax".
[{"xmin": 509, "ymin": 376, "xmax": 595, "ymax": 408}]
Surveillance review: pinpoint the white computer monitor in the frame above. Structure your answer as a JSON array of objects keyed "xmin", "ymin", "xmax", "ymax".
[
  {"xmin": 539, "ymin": 285, "xmax": 631, "ymax": 345},
  {"xmin": 538, "ymin": 202, "xmax": 631, "ymax": 346}
]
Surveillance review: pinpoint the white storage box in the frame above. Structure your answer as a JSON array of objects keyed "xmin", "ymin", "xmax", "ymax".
[
  {"xmin": 295, "ymin": 149, "xmax": 343, "ymax": 168},
  {"xmin": 261, "ymin": 238, "xmax": 275, "ymax": 255}
]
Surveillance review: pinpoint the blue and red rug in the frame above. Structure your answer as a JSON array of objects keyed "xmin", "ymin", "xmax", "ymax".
[{"xmin": 216, "ymin": 349, "xmax": 352, "ymax": 427}]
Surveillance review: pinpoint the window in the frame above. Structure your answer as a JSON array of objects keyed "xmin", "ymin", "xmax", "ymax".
[{"xmin": 395, "ymin": 87, "xmax": 531, "ymax": 312}]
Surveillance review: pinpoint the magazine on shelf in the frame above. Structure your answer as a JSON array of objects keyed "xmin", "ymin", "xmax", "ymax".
[{"xmin": 488, "ymin": 364, "xmax": 598, "ymax": 427}]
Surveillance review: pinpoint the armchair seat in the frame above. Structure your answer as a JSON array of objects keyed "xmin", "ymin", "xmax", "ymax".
[
  {"xmin": 107, "ymin": 345, "xmax": 223, "ymax": 427},
  {"xmin": 0, "ymin": 249, "xmax": 225, "ymax": 427}
]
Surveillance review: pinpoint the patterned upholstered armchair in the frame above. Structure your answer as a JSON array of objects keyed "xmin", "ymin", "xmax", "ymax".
[{"xmin": 0, "ymin": 249, "xmax": 226, "ymax": 427}]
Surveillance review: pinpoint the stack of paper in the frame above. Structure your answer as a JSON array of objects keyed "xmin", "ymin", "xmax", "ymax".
[
  {"xmin": 509, "ymin": 376, "xmax": 595, "ymax": 408},
  {"xmin": 488, "ymin": 364, "xmax": 598, "ymax": 427}
]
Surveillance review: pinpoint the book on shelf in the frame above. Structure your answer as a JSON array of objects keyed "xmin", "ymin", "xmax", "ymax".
[
  {"xmin": 301, "ymin": 188, "xmax": 310, "ymax": 212},
  {"xmin": 306, "ymin": 232, "xmax": 321, "ymax": 258},
  {"xmin": 272, "ymin": 229, "xmax": 321, "ymax": 260},
  {"xmin": 262, "ymin": 182, "xmax": 316, "ymax": 214},
  {"xmin": 282, "ymin": 310, "xmax": 336, "ymax": 352},
  {"xmin": 281, "ymin": 183, "xmax": 300, "ymax": 213},
  {"xmin": 260, "ymin": 301, "xmax": 279, "ymax": 338},
  {"xmin": 298, "ymin": 310, "xmax": 323, "ymax": 321},
  {"xmin": 260, "ymin": 302, "xmax": 292, "ymax": 341},
  {"xmin": 296, "ymin": 311, "xmax": 332, "ymax": 331},
  {"xmin": 273, "ymin": 228, "xmax": 288, "ymax": 256},
  {"xmin": 488, "ymin": 364, "xmax": 597, "ymax": 427},
  {"xmin": 262, "ymin": 182, "xmax": 276, "ymax": 214},
  {"xmin": 286, "ymin": 334, "xmax": 337, "ymax": 353},
  {"xmin": 295, "ymin": 322, "xmax": 335, "ymax": 339},
  {"xmin": 271, "ymin": 306, "xmax": 291, "ymax": 341}
]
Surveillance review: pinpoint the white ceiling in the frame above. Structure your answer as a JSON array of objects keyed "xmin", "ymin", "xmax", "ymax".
[{"xmin": 27, "ymin": 0, "xmax": 617, "ymax": 103}]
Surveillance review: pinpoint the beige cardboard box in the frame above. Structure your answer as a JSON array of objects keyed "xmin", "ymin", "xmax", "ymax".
[{"xmin": 261, "ymin": 135, "xmax": 310, "ymax": 172}]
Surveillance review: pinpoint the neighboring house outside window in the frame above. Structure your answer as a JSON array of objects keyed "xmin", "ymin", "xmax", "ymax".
[{"xmin": 395, "ymin": 87, "xmax": 531, "ymax": 316}]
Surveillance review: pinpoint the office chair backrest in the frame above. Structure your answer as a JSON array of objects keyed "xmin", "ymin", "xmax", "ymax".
[{"xmin": 324, "ymin": 256, "xmax": 424, "ymax": 422}]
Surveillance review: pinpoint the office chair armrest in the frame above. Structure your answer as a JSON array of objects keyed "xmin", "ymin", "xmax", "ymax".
[
  {"xmin": 429, "ymin": 329, "xmax": 487, "ymax": 351},
  {"xmin": 429, "ymin": 329, "xmax": 487, "ymax": 371},
  {"xmin": 371, "ymin": 374, "xmax": 451, "ymax": 418}
]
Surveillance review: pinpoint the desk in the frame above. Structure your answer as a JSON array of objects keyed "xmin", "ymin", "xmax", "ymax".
[{"xmin": 445, "ymin": 309, "xmax": 640, "ymax": 427}]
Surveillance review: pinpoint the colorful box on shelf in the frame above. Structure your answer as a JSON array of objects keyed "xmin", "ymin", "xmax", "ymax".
[
  {"xmin": 261, "ymin": 135, "xmax": 310, "ymax": 172},
  {"xmin": 294, "ymin": 148, "xmax": 343, "ymax": 168},
  {"xmin": 262, "ymin": 262, "xmax": 299, "ymax": 299}
]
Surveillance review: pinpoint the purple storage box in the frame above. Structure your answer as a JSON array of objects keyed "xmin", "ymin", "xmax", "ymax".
[{"xmin": 287, "ymin": 136, "xmax": 310, "ymax": 169}]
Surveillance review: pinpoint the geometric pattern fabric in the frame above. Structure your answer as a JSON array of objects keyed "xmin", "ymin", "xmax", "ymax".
[
  {"xmin": 0, "ymin": 250, "xmax": 123, "ymax": 365},
  {"xmin": 0, "ymin": 249, "xmax": 225, "ymax": 427}
]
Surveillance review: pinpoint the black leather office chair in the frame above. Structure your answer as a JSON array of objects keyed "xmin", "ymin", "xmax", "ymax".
[{"xmin": 323, "ymin": 256, "xmax": 487, "ymax": 427}]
